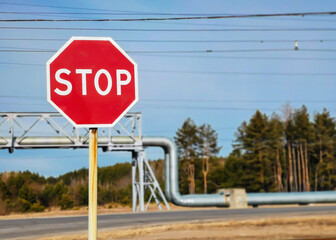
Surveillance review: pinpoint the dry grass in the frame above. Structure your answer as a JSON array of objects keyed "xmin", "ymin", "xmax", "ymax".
[
  {"xmin": 37, "ymin": 215, "xmax": 336, "ymax": 240},
  {"xmin": 0, "ymin": 203, "xmax": 192, "ymax": 219},
  {"xmin": 3, "ymin": 204, "xmax": 336, "ymax": 239}
]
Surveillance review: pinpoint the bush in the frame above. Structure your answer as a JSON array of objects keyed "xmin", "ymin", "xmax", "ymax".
[
  {"xmin": 18, "ymin": 184, "xmax": 36, "ymax": 204},
  {"xmin": 0, "ymin": 199, "xmax": 9, "ymax": 215},
  {"xmin": 30, "ymin": 203, "xmax": 45, "ymax": 212},
  {"xmin": 58, "ymin": 194, "xmax": 74, "ymax": 210},
  {"xmin": 78, "ymin": 185, "xmax": 88, "ymax": 206},
  {"xmin": 18, "ymin": 199, "xmax": 31, "ymax": 212}
]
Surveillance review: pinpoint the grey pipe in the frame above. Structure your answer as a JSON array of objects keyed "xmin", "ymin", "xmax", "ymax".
[
  {"xmin": 141, "ymin": 137, "xmax": 172, "ymax": 202},
  {"xmin": 143, "ymin": 137, "xmax": 336, "ymax": 207},
  {"xmin": 142, "ymin": 137, "xmax": 229, "ymax": 207},
  {"xmin": 247, "ymin": 191, "xmax": 336, "ymax": 206},
  {"xmin": 2, "ymin": 136, "xmax": 336, "ymax": 207}
]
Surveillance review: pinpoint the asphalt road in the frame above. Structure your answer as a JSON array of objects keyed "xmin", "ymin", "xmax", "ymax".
[{"xmin": 0, "ymin": 205, "xmax": 336, "ymax": 239}]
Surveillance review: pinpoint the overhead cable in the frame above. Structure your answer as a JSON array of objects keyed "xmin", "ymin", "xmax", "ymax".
[
  {"xmin": 0, "ymin": 11, "xmax": 335, "ymax": 22},
  {"xmin": 141, "ymin": 69, "xmax": 336, "ymax": 76},
  {"xmin": 0, "ymin": 38, "xmax": 335, "ymax": 43},
  {"xmin": 0, "ymin": 61, "xmax": 335, "ymax": 76},
  {"xmin": 1, "ymin": 26, "xmax": 336, "ymax": 31},
  {"xmin": 131, "ymin": 54, "xmax": 336, "ymax": 61},
  {"xmin": 1, "ymin": 48, "xmax": 336, "ymax": 53},
  {"xmin": 1, "ymin": 94, "xmax": 335, "ymax": 103}
]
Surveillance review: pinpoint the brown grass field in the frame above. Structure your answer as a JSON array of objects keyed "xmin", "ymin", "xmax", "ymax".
[
  {"xmin": 37, "ymin": 215, "xmax": 336, "ymax": 240},
  {"xmin": 2, "ymin": 205, "xmax": 336, "ymax": 240}
]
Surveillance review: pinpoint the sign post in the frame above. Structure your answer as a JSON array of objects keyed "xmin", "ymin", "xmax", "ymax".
[
  {"xmin": 46, "ymin": 36, "xmax": 138, "ymax": 240},
  {"xmin": 89, "ymin": 128, "xmax": 98, "ymax": 239}
]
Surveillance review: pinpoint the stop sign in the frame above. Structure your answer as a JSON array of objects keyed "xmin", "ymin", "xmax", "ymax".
[{"xmin": 46, "ymin": 36, "xmax": 138, "ymax": 128}]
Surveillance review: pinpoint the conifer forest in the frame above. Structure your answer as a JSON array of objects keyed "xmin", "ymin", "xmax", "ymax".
[{"xmin": 1, "ymin": 105, "xmax": 335, "ymax": 214}]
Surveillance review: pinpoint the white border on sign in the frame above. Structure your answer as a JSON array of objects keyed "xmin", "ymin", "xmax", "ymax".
[{"xmin": 46, "ymin": 36, "xmax": 139, "ymax": 128}]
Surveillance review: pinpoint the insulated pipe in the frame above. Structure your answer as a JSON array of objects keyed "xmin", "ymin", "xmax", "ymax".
[
  {"xmin": 247, "ymin": 191, "xmax": 336, "ymax": 206},
  {"xmin": 2, "ymin": 136, "xmax": 336, "ymax": 207},
  {"xmin": 141, "ymin": 137, "xmax": 172, "ymax": 201},
  {"xmin": 151, "ymin": 137, "xmax": 336, "ymax": 206},
  {"xmin": 142, "ymin": 137, "xmax": 229, "ymax": 207}
]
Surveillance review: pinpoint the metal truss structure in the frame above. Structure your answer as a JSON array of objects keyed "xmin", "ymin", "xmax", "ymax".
[
  {"xmin": 0, "ymin": 112, "xmax": 169, "ymax": 212},
  {"xmin": 0, "ymin": 112, "xmax": 142, "ymax": 152},
  {"xmin": 132, "ymin": 151, "xmax": 170, "ymax": 211}
]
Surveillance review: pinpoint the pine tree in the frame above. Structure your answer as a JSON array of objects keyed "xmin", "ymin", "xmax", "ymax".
[
  {"xmin": 234, "ymin": 110, "xmax": 269, "ymax": 192},
  {"xmin": 174, "ymin": 118, "xmax": 199, "ymax": 194},
  {"xmin": 292, "ymin": 106, "xmax": 313, "ymax": 191},
  {"xmin": 284, "ymin": 113, "xmax": 296, "ymax": 192},
  {"xmin": 313, "ymin": 109, "xmax": 336, "ymax": 190},
  {"xmin": 220, "ymin": 151, "xmax": 246, "ymax": 189},
  {"xmin": 197, "ymin": 124, "xmax": 221, "ymax": 193},
  {"xmin": 267, "ymin": 114, "xmax": 285, "ymax": 192}
]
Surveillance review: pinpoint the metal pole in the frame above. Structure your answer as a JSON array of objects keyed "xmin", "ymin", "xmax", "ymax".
[
  {"xmin": 138, "ymin": 150, "xmax": 145, "ymax": 211},
  {"xmin": 89, "ymin": 128, "xmax": 98, "ymax": 240},
  {"xmin": 132, "ymin": 151, "xmax": 138, "ymax": 212}
]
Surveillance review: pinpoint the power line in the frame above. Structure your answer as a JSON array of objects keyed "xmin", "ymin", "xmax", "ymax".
[
  {"xmin": 130, "ymin": 49, "xmax": 295, "ymax": 53},
  {"xmin": 0, "ymin": 95, "xmax": 44, "ymax": 99},
  {"xmin": 152, "ymin": 19, "xmax": 336, "ymax": 28},
  {"xmin": 0, "ymin": 14, "xmax": 328, "ymax": 29},
  {"xmin": 141, "ymin": 69, "xmax": 336, "ymax": 76},
  {"xmin": 1, "ymin": 61, "xmax": 336, "ymax": 76},
  {"xmin": 0, "ymin": 2, "xmax": 234, "ymax": 16},
  {"xmin": 1, "ymin": 2, "xmax": 335, "ymax": 22},
  {"xmin": 242, "ymin": 15, "xmax": 336, "ymax": 23},
  {"xmin": 141, "ymin": 99, "xmax": 336, "ymax": 103},
  {"xmin": 0, "ymin": 50, "xmax": 53, "ymax": 53},
  {"xmin": 0, "ymin": 11, "xmax": 234, "ymax": 16},
  {"xmin": 144, "ymin": 127, "xmax": 237, "ymax": 135},
  {"xmin": 0, "ymin": 38, "xmax": 67, "ymax": 41},
  {"xmin": 0, "ymin": 61, "xmax": 43, "ymax": 66},
  {"xmin": 1, "ymin": 48, "xmax": 336, "ymax": 54},
  {"xmin": 0, "ymin": 101, "xmax": 277, "ymax": 111},
  {"xmin": 2, "ymin": 54, "xmax": 336, "ymax": 64},
  {"xmin": 0, "ymin": 38, "xmax": 335, "ymax": 43},
  {"xmin": 0, "ymin": 101, "xmax": 47, "ymax": 106},
  {"xmin": 138, "ymin": 105, "xmax": 336, "ymax": 112},
  {"xmin": 0, "ymin": 45, "xmax": 49, "ymax": 50},
  {"xmin": 1, "ymin": 2, "xmax": 336, "ymax": 27},
  {"xmin": 2, "ymin": 26, "xmax": 336, "ymax": 32},
  {"xmin": 0, "ymin": 11, "xmax": 335, "ymax": 22},
  {"xmin": 0, "ymin": 2, "xmax": 179, "ymax": 15},
  {"xmin": 0, "ymin": 2, "xmax": 119, "ymax": 12},
  {"xmin": 0, "ymin": 48, "xmax": 289, "ymax": 53},
  {"xmin": 130, "ymin": 48, "xmax": 336, "ymax": 53},
  {"xmin": 1, "ymin": 95, "xmax": 335, "ymax": 103},
  {"xmin": 131, "ymin": 54, "xmax": 336, "ymax": 61},
  {"xmin": 138, "ymin": 104, "xmax": 277, "ymax": 111}
]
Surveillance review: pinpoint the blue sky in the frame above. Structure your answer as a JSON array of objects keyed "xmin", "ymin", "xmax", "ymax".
[{"xmin": 0, "ymin": 0, "xmax": 336, "ymax": 176}]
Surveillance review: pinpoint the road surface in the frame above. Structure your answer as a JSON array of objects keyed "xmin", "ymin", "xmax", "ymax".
[{"xmin": 0, "ymin": 205, "xmax": 335, "ymax": 239}]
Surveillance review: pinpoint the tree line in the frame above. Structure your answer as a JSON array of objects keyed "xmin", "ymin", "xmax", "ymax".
[
  {"xmin": 175, "ymin": 105, "xmax": 336, "ymax": 194},
  {"xmin": 0, "ymin": 105, "xmax": 335, "ymax": 214},
  {"xmin": 0, "ymin": 163, "xmax": 134, "ymax": 214},
  {"xmin": 230, "ymin": 105, "xmax": 336, "ymax": 193}
]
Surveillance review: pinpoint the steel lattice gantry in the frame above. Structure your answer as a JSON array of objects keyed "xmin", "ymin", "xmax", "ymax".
[{"xmin": 0, "ymin": 112, "xmax": 169, "ymax": 212}]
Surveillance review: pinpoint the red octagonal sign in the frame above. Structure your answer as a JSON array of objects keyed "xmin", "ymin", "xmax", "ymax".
[{"xmin": 47, "ymin": 37, "xmax": 138, "ymax": 128}]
